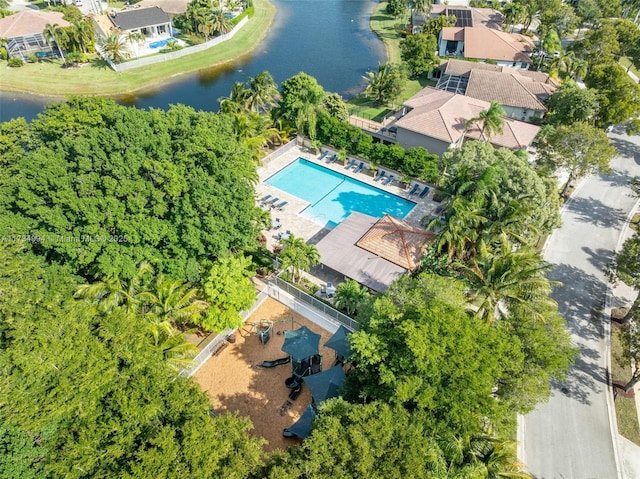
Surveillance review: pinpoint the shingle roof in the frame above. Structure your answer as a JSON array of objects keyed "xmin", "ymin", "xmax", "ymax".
[
  {"xmin": 356, "ymin": 215, "xmax": 433, "ymax": 270},
  {"xmin": 109, "ymin": 6, "xmax": 171, "ymax": 31},
  {"xmin": 442, "ymin": 27, "xmax": 534, "ymax": 63},
  {"xmin": 0, "ymin": 11, "xmax": 70, "ymax": 38},
  {"xmin": 394, "ymin": 87, "xmax": 540, "ymax": 150}
]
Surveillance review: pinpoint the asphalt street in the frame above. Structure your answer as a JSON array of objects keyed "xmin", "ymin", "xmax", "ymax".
[{"xmin": 522, "ymin": 128, "xmax": 640, "ymax": 478}]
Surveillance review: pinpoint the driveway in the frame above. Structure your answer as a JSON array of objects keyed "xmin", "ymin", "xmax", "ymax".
[{"xmin": 522, "ymin": 128, "xmax": 640, "ymax": 478}]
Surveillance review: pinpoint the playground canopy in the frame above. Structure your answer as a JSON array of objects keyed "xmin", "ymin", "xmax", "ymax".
[
  {"xmin": 324, "ymin": 325, "xmax": 352, "ymax": 359},
  {"xmin": 282, "ymin": 326, "xmax": 321, "ymax": 361},
  {"xmin": 303, "ymin": 365, "xmax": 346, "ymax": 404},
  {"xmin": 285, "ymin": 404, "xmax": 317, "ymax": 439}
]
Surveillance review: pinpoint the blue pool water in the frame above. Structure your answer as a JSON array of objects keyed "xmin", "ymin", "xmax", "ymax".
[
  {"xmin": 149, "ymin": 37, "xmax": 177, "ymax": 49},
  {"xmin": 266, "ymin": 159, "xmax": 416, "ymax": 228}
]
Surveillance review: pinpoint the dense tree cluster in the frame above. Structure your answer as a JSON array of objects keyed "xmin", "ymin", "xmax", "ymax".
[{"xmin": 0, "ymin": 97, "xmax": 263, "ymax": 282}]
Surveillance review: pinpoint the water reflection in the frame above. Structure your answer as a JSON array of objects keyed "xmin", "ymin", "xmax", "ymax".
[{"xmin": 0, "ymin": 0, "xmax": 384, "ymax": 121}]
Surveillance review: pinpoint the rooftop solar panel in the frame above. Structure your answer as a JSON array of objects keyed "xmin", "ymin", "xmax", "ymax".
[{"xmin": 450, "ymin": 9, "xmax": 473, "ymax": 28}]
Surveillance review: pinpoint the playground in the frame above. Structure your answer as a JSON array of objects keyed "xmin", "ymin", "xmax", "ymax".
[{"xmin": 194, "ymin": 297, "xmax": 337, "ymax": 451}]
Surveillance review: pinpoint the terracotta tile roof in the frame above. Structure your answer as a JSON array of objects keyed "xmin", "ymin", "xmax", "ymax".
[
  {"xmin": 443, "ymin": 27, "xmax": 534, "ymax": 63},
  {"xmin": 394, "ymin": 87, "xmax": 540, "ymax": 150},
  {"xmin": 136, "ymin": 0, "xmax": 188, "ymax": 15},
  {"xmin": 0, "ymin": 11, "xmax": 70, "ymax": 38},
  {"xmin": 465, "ymin": 69, "xmax": 554, "ymax": 111},
  {"xmin": 443, "ymin": 58, "xmax": 502, "ymax": 75},
  {"xmin": 442, "ymin": 27, "xmax": 466, "ymax": 41},
  {"xmin": 355, "ymin": 215, "xmax": 434, "ymax": 270}
]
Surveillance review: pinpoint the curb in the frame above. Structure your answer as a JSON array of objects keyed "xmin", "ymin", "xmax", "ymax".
[{"xmin": 605, "ymin": 197, "xmax": 640, "ymax": 479}]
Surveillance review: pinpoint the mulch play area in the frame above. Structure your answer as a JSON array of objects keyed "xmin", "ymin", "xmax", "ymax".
[{"xmin": 194, "ymin": 297, "xmax": 335, "ymax": 451}]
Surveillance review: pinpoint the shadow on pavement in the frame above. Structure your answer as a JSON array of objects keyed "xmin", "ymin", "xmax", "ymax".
[
  {"xmin": 610, "ymin": 136, "xmax": 640, "ymax": 163},
  {"xmin": 581, "ymin": 246, "xmax": 614, "ymax": 273},
  {"xmin": 565, "ymin": 196, "xmax": 626, "ymax": 228}
]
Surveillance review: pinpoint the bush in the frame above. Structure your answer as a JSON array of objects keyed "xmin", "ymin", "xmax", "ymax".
[
  {"xmin": 26, "ymin": 53, "xmax": 39, "ymax": 63},
  {"xmin": 8, "ymin": 57, "xmax": 24, "ymax": 68}
]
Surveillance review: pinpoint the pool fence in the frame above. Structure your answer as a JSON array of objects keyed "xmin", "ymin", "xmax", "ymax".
[
  {"xmin": 261, "ymin": 136, "xmax": 304, "ymax": 166},
  {"xmin": 181, "ymin": 277, "xmax": 357, "ymax": 377},
  {"xmin": 100, "ymin": 16, "xmax": 248, "ymax": 72}
]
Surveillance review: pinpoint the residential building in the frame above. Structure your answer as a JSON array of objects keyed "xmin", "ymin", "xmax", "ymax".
[
  {"xmin": 383, "ymin": 87, "xmax": 540, "ymax": 156},
  {"xmin": 107, "ymin": 6, "xmax": 172, "ymax": 40},
  {"xmin": 434, "ymin": 59, "xmax": 558, "ymax": 122},
  {"xmin": 411, "ymin": 5, "xmax": 503, "ymax": 34},
  {"xmin": 438, "ymin": 26, "xmax": 534, "ymax": 69},
  {"xmin": 0, "ymin": 11, "xmax": 71, "ymax": 59}
]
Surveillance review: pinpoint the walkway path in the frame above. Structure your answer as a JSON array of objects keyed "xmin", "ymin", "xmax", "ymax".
[{"xmin": 521, "ymin": 128, "xmax": 640, "ymax": 478}]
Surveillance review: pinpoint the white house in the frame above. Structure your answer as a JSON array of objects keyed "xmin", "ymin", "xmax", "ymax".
[{"xmin": 108, "ymin": 6, "xmax": 172, "ymax": 40}]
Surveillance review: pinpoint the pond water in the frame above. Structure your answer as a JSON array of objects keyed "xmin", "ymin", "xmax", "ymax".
[{"xmin": 0, "ymin": 0, "xmax": 385, "ymax": 122}]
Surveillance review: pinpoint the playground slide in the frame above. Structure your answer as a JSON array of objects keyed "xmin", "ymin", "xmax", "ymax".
[
  {"xmin": 288, "ymin": 383, "xmax": 302, "ymax": 401},
  {"xmin": 261, "ymin": 357, "xmax": 291, "ymax": 368}
]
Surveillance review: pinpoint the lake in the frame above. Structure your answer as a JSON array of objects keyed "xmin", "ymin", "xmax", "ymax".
[{"xmin": 0, "ymin": 0, "xmax": 385, "ymax": 122}]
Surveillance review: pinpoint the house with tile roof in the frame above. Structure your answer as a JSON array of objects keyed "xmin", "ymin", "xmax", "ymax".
[
  {"xmin": 385, "ymin": 87, "xmax": 540, "ymax": 156},
  {"xmin": 107, "ymin": 6, "xmax": 172, "ymax": 40},
  {"xmin": 0, "ymin": 11, "xmax": 71, "ymax": 59},
  {"xmin": 411, "ymin": 5, "xmax": 504, "ymax": 34},
  {"xmin": 438, "ymin": 27, "xmax": 535, "ymax": 69},
  {"xmin": 435, "ymin": 59, "xmax": 558, "ymax": 122}
]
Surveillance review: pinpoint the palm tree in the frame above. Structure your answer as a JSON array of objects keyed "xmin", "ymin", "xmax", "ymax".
[
  {"xmin": 502, "ymin": 2, "xmax": 525, "ymax": 32},
  {"xmin": 477, "ymin": 101, "xmax": 506, "ymax": 142},
  {"xmin": 149, "ymin": 321, "xmax": 199, "ymax": 371},
  {"xmin": 70, "ymin": 19, "xmax": 94, "ymax": 54},
  {"xmin": 126, "ymin": 31, "xmax": 145, "ymax": 58},
  {"xmin": 209, "ymin": 9, "xmax": 233, "ymax": 35},
  {"xmin": 333, "ymin": 279, "xmax": 368, "ymax": 315},
  {"xmin": 218, "ymin": 81, "xmax": 250, "ymax": 113},
  {"xmin": 279, "ymin": 234, "xmax": 320, "ymax": 283},
  {"xmin": 290, "ymin": 86, "xmax": 325, "ymax": 139},
  {"xmin": 429, "ymin": 197, "xmax": 487, "ymax": 261},
  {"xmin": 100, "ymin": 32, "xmax": 130, "ymax": 63},
  {"xmin": 362, "ymin": 62, "xmax": 402, "ymax": 106},
  {"xmin": 75, "ymin": 261, "xmax": 154, "ymax": 313},
  {"xmin": 245, "ymin": 71, "xmax": 280, "ymax": 113},
  {"xmin": 459, "ymin": 235, "xmax": 558, "ymax": 324},
  {"xmin": 138, "ymin": 275, "xmax": 208, "ymax": 329},
  {"xmin": 43, "ymin": 23, "xmax": 67, "ymax": 64}
]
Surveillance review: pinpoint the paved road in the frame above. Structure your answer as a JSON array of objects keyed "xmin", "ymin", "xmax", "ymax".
[{"xmin": 522, "ymin": 129, "xmax": 640, "ymax": 478}]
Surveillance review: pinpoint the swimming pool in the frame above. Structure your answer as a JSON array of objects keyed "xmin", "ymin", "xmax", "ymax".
[
  {"xmin": 149, "ymin": 37, "xmax": 177, "ymax": 49},
  {"xmin": 265, "ymin": 159, "xmax": 416, "ymax": 228}
]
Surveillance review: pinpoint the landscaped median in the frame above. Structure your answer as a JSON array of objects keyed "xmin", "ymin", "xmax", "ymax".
[{"xmin": 0, "ymin": 0, "xmax": 275, "ymax": 97}]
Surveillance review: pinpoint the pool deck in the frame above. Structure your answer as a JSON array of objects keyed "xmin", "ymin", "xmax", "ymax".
[{"xmin": 256, "ymin": 145, "xmax": 440, "ymax": 251}]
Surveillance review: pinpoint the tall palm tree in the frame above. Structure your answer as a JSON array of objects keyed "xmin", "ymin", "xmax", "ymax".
[
  {"xmin": 290, "ymin": 85, "xmax": 325, "ymax": 139},
  {"xmin": 70, "ymin": 19, "xmax": 94, "ymax": 54},
  {"xmin": 429, "ymin": 197, "xmax": 487, "ymax": 261},
  {"xmin": 459, "ymin": 235, "xmax": 558, "ymax": 324},
  {"xmin": 245, "ymin": 71, "xmax": 280, "ymax": 113},
  {"xmin": 502, "ymin": 2, "xmax": 525, "ymax": 32},
  {"xmin": 149, "ymin": 321, "xmax": 199, "ymax": 371},
  {"xmin": 100, "ymin": 32, "xmax": 130, "ymax": 63},
  {"xmin": 43, "ymin": 23, "xmax": 67, "ymax": 64},
  {"xmin": 477, "ymin": 101, "xmax": 506, "ymax": 142},
  {"xmin": 279, "ymin": 234, "xmax": 320, "ymax": 283},
  {"xmin": 218, "ymin": 81, "xmax": 250, "ymax": 114}
]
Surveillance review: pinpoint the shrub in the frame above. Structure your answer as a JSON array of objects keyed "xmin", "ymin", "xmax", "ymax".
[
  {"xmin": 8, "ymin": 57, "xmax": 24, "ymax": 68},
  {"xmin": 26, "ymin": 53, "xmax": 39, "ymax": 63}
]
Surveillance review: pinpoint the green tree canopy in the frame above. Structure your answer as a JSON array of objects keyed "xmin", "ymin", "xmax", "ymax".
[
  {"xmin": 277, "ymin": 72, "xmax": 327, "ymax": 138},
  {"xmin": 400, "ymin": 33, "xmax": 439, "ymax": 76},
  {"xmin": 544, "ymin": 81, "xmax": 600, "ymax": 126},
  {"xmin": 585, "ymin": 62, "xmax": 640, "ymax": 127},
  {"xmin": 537, "ymin": 121, "xmax": 617, "ymax": 196},
  {"xmin": 362, "ymin": 62, "xmax": 404, "ymax": 106},
  {"xmin": 0, "ymin": 97, "xmax": 262, "ymax": 282}
]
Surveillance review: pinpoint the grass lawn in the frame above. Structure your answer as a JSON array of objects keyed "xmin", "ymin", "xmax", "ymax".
[
  {"xmin": 611, "ymin": 325, "xmax": 640, "ymax": 445},
  {"xmin": 620, "ymin": 57, "xmax": 640, "ymax": 79},
  {"xmin": 348, "ymin": 2, "xmax": 435, "ymax": 121},
  {"xmin": 0, "ymin": 0, "xmax": 275, "ymax": 97}
]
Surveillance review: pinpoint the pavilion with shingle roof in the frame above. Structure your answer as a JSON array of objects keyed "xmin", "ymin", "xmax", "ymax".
[{"xmin": 315, "ymin": 213, "xmax": 434, "ymax": 292}]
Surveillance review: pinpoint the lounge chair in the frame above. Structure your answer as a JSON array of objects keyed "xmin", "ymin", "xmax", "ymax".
[
  {"xmin": 374, "ymin": 170, "xmax": 385, "ymax": 182},
  {"xmin": 354, "ymin": 162, "xmax": 364, "ymax": 174},
  {"xmin": 318, "ymin": 150, "xmax": 328, "ymax": 160},
  {"xmin": 327, "ymin": 154, "xmax": 337, "ymax": 163},
  {"xmin": 259, "ymin": 194, "xmax": 272, "ymax": 204},
  {"xmin": 267, "ymin": 197, "xmax": 280, "ymax": 207},
  {"xmin": 419, "ymin": 186, "xmax": 430, "ymax": 198},
  {"xmin": 408, "ymin": 184, "xmax": 420, "ymax": 195},
  {"xmin": 345, "ymin": 158, "xmax": 356, "ymax": 169},
  {"xmin": 275, "ymin": 200, "xmax": 288, "ymax": 210},
  {"xmin": 382, "ymin": 174, "xmax": 394, "ymax": 186}
]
